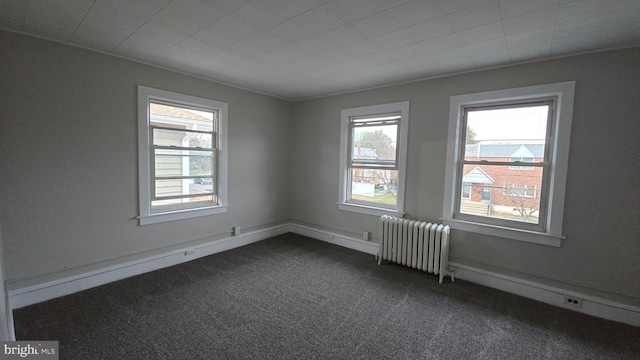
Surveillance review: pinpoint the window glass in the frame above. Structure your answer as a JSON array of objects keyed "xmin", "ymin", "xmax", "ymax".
[
  {"xmin": 350, "ymin": 169, "xmax": 399, "ymax": 207},
  {"xmin": 459, "ymin": 164, "xmax": 543, "ymax": 224}
]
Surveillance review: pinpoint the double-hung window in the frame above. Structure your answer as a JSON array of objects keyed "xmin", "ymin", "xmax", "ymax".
[
  {"xmin": 138, "ymin": 86, "xmax": 228, "ymax": 225},
  {"xmin": 339, "ymin": 102, "xmax": 409, "ymax": 216},
  {"xmin": 443, "ymin": 82, "xmax": 575, "ymax": 246}
]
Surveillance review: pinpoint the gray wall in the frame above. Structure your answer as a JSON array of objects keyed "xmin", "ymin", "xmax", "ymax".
[
  {"xmin": 0, "ymin": 31, "xmax": 291, "ymax": 285},
  {"xmin": 291, "ymin": 48, "xmax": 640, "ymax": 306}
]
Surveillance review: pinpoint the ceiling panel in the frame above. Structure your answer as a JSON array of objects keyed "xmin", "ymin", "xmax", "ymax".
[
  {"xmin": 506, "ymin": 26, "xmax": 555, "ymax": 48},
  {"xmin": 351, "ymin": 11, "xmax": 402, "ymax": 39},
  {"xmin": 387, "ymin": 0, "xmax": 444, "ymax": 27},
  {"xmin": 456, "ymin": 21, "xmax": 505, "ymax": 46},
  {"xmin": 436, "ymin": 0, "xmax": 490, "ymax": 14},
  {"xmin": 256, "ymin": 0, "xmax": 324, "ymax": 19},
  {"xmin": 556, "ymin": 0, "xmax": 616, "ymax": 23},
  {"xmin": 266, "ymin": 6, "xmax": 344, "ymax": 43},
  {"xmin": 501, "ymin": 7, "xmax": 558, "ymax": 36},
  {"xmin": 232, "ymin": 1, "xmax": 288, "ymax": 30},
  {"xmin": 224, "ymin": 33, "xmax": 288, "ymax": 60},
  {"xmin": 206, "ymin": 0, "xmax": 251, "ymax": 14},
  {"xmin": 370, "ymin": 29, "xmax": 414, "ymax": 51},
  {"xmin": 445, "ymin": 0, "xmax": 502, "ymax": 32},
  {"xmin": 470, "ymin": 49, "xmax": 511, "ymax": 68},
  {"xmin": 0, "ymin": 0, "xmax": 28, "ymax": 30},
  {"xmin": 404, "ymin": 17, "xmax": 454, "ymax": 42},
  {"xmin": 508, "ymin": 41, "xmax": 552, "ymax": 62},
  {"xmin": 151, "ymin": 0, "xmax": 225, "ymax": 37},
  {"xmin": 497, "ymin": 0, "xmax": 557, "ymax": 19},
  {"xmin": 323, "ymin": 0, "xmax": 384, "ymax": 23},
  {"xmin": 22, "ymin": 0, "xmax": 93, "ymax": 41},
  {"xmin": 391, "ymin": 33, "xmax": 462, "ymax": 60},
  {"xmin": 0, "ymin": 0, "xmax": 638, "ymax": 100},
  {"xmin": 113, "ymin": 21, "xmax": 187, "ymax": 60}
]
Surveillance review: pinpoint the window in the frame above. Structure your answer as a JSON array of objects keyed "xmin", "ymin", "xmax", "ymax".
[
  {"xmin": 339, "ymin": 102, "xmax": 409, "ymax": 216},
  {"xmin": 509, "ymin": 157, "xmax": 534, "ymax": 170},
  {"xmin": 462, "ymin": 183, "xmax": 471, "ymax": 199},
  {"xmin": 503, "ymin": 184, "xmax": 537, "ymax": 198},
  {"xmin": 443, "ymin": 82, "xmax": 575, "ymax": 246},
  {"xmin": 138, "ymin": 86, "xmax": 228, "ymax": 225}
]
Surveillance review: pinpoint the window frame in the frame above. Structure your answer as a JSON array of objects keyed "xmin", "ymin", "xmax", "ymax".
[
  {"xmin": 455, "ymin": 99, "xmax": 553, "ymax": 233},
  {"xmin": 137, "ymin": 86, "xmax": 228, "ymax": 225},
  {"xmin": 509, "ymin": 157, "xmax": 535, "ymax": 170},
  {"xmin": 442, "ymin": 82, "xmax": 575, "ymax": 246},
  {"xmin": 339, "ymin": 101, "xmax": 409, "ymax": 217}
]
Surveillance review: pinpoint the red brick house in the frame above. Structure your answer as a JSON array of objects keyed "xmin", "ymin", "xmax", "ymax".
[{"xmin": 462, "ymin": 142, "xmax": 544, "ymax": 221}]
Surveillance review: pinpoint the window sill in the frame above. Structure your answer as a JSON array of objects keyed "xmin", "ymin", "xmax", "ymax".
[
  {"xmin": 440, "ymin": 218, "xmax": 563, "ymax": 247},
  {"xmin": 139, "ymin": 205, "xmax": 229, "ymax": 225},
  {"xmin": 338, "ymin": 203, "xmax": 404, "ymax": 217}
]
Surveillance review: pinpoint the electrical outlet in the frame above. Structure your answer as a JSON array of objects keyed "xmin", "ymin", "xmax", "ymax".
[
  {"xmin": 563, "ymin": 295, "xmax": 583, "ymax": 308},
  {"xmin": 232, "ymin": 226, "xmax": 241, "ymax": 236},
  {"xmin": 363, "ymin": 231, "xmax": 370, "ymax": 241},
  {"xmin": 184, "ymin": 249, "xmax": 195, "ymax": 256}
]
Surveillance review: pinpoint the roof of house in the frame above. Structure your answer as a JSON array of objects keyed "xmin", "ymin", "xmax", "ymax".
[
  {"xmin": 150, "ymin": 103, "xmax": 211, "ymax": 122},
  {"xmin": 465, "ymin": 143, "xmax": 544, "ymax": 158},
  {"xmin": 462, "ymin": 167, "xmax": 494, "ymax": 184},
  {"xmin": 353, "ymin": 147, "xmax": 377, "ymax": 158}
]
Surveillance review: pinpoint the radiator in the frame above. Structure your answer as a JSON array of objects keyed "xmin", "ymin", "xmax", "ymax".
[{"xmin": 378, "ymin": 215, "xmax": 453, "ymax": 283}]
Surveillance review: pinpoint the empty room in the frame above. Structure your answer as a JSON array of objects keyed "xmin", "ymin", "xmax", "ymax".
[{"xmin": 0, "ymin": 0, "xmax": 638, "ymax": 358}]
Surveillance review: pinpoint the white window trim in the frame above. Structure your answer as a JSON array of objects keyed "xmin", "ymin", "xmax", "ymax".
[
  {"xmin": 338, "ymin": 101, "xmax": 409, "ymax": 217},
  {"xmin": 137, "ymin": 86, "xmax": 228, "ymax": 225},
  {"xmin": 442, "ymin": 82, "xmax": 575, "ymax": 247}
]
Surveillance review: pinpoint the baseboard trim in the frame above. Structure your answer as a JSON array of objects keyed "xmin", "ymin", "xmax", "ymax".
[
  {"xmin": 449, "ymin": 263, "xmax": 640, "ymax": 327},
  {"xmin": 7, "ymin": 223, "xmax": 639, "ymax": 330},
  {"xmin": 8, "ymin": 224, "xmax": 290, "ymax": 310},
  {"xmin": 290, "ymin": 223, "xmax": 378, "ymax": 255},
  {"xmin": 291, "ymin": 223, "xmax": 639, "ymax": 327}
]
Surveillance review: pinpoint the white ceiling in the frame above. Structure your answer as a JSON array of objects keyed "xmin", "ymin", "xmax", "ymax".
[{"xmin": 2, "ymin": 0, "xmax": 639, "ymax": 100}]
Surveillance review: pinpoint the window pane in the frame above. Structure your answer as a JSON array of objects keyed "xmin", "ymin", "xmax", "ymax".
[
  {"xmin": 155, "ymin": 179, "xmax": 213, "ymax": 199},
  {"xmin": 153, "ymin": 128, "xmax": 213, "ymax": 149},
  {"xmin": 150, "ymin": 102, "xmax": 214, "ymax": 131},
  {"xmin": 352, "ymin": 125, "xmax": 397, "ymax": 162},
  {"xmin": 465, "ymin": 105, "xmax": 549, "ymax": 157},
  {"xmin": 459, "ymin": 164, "xmax": 543, "ymax": 224},
  {"xmin": 351, "ymin": 114, "xmax": 401, "ymax": 124},
  {"xmin": 349, "ymin": 169, "xmax": 398, "ymax": 207},
  {"xmin": 154, "ymin": 149, "xmax": 213, "ymax": 178},
  {"xmin": 462, "ymin": 183, "xmax": 471, "ymax": 199}
]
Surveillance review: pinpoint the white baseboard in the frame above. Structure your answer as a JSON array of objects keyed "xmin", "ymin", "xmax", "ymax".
[
  {"xmin": 449, "ymin": 263, "xmax": 640, "ymax": 327},
  {"xmin": 290, "ymin": 223, "xmax": 639, "ymax": 327},
  {"xmin": 7, "ymin": 222, "xmax": 639, "ymax": 332},
  {"xmin": 8, "ymin": 224, "xmax": 290, "ymax": 310},
  {"xmin": 290, "ymin": 223, "xmax": 378, "ymax": 255}
]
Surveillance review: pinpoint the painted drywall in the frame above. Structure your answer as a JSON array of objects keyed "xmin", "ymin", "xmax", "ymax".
[
  {"xmin": 290, "ymin": 48, "xmax": 640, "ymax": 306},
  {"xmin": 0, "ymin": 31, "xmax": 291, "ymax": 286},
  {"xmin": 0, "ymin": 226, "xmax": 10, "ymax": 340}
]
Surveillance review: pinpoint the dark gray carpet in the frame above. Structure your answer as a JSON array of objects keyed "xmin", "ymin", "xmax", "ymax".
[{"xmin": 13, "ymin": 233, "xmax": 640, "ymax": 359}]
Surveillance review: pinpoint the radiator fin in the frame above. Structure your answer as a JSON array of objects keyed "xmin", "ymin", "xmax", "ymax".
[{"xmin": 378, "ymin": 215, "xmax": 451, "ymax": 283}]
